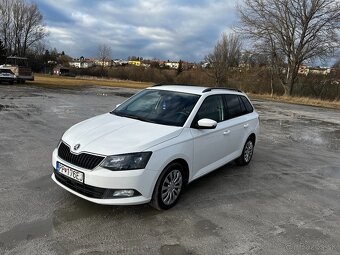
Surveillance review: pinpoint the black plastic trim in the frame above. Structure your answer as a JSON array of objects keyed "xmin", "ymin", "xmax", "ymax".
[
  {"xmin": 54, "ymin": 169, "xmax": 141, "ymax": 199},
  {"xmin": 202, "ymin": 87, "xmax": 243, "ymax": 93}
]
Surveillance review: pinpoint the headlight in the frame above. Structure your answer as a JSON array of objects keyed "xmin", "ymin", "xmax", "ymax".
[{"xmin": 100, "ymin": 152, "xmax": 152, "ymax": 171}]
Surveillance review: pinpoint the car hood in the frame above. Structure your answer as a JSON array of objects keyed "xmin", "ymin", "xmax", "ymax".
[{"xmin": 62, "ymin": 113, "xmax": 183, "ymax": 155}]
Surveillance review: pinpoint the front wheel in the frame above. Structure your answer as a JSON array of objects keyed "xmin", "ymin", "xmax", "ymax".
[
  {"xmin": 150, "ymin": 162, "xmax": 184, "ymax": 210},
  {"xmin": 236, "ymin": 138, "xmax": 254, "ymax": 166}
]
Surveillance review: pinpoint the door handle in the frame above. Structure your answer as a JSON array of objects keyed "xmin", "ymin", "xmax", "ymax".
[
  {"xmin": 244, "ymin": 124, "xmax": 249, "ymax": 128},
  {"xmin": 223, "ymin": 130, "xmax": 230, "ymax": 135}
]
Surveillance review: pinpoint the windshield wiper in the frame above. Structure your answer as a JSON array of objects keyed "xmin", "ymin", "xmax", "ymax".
[
  {"xmin": 112, "ymin": 112, "xmax": 146, "ymax": 121},
  {"xmin": 110, "ymin": 111, "xmax": 121, "ymax": 116},
  {"xmin": 111, "ymin": 111, "xmax": 159, "ymax": 124}
]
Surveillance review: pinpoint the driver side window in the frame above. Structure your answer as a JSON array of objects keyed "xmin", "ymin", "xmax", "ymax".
[{"xmin": 193, "ymin": 95, "xmax": 225, "ymax": 126}]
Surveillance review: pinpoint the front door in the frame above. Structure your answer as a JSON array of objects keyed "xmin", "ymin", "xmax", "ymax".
[{"xmin": 190, "ymin": 95, "xmax": 231, "ymax": 179}]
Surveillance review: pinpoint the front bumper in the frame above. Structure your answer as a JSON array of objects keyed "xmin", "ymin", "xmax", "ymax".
[
  {"xmin": 51, "ymin": 148, "xmax": 159, "ymax": 205},
  {"xmin": 0, "ymin": 77, "xmax": 16, "ymax": 82}
]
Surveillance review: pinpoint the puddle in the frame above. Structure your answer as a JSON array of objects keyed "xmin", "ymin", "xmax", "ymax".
[
  {"xmin": 52, "ymin": 202, "xmax": 107, "ymax": 228},
  {"xmin": 262, "ymin": 117, "xmax": 340, "ymax": 150},
  {"xmin": 160, "ymin": 244, "xmax": 188, "ymax": 255},
  {"xmin": 279, "ymin": 224, "xmax": 330, "ymax": 242},
  {"xmin": 313, "ymin": 166, "xmax": 340, "ymax": 179},
  {"xmin": 0, "ymin": 218, "xmax": 53, "ymax": 249},
  {"xmin": 24, "ymin": 174, "xmax": 51, "ymax": 191},
  {"xmin": 52, "ymin": 198, "xmax": 155, "ymax": 229},
  {"xmin": 0, "ymin": 104, "xmax": 18, "ymax": 111},
  {"xmin": 194, "ymin": 219, "xmax": 220, "ymax": 237},
  {"xmin": 0, "ymin": 103, "xmax": 42, "ymax": 122},
  {"xmin": 113, "ymin": 92, "xmax": 135, "ymax": 98}
]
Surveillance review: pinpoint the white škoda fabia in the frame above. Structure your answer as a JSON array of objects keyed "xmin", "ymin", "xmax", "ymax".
[{"xmin": 52, "ymin": 85, "xmax": 260, "ymax": 210}]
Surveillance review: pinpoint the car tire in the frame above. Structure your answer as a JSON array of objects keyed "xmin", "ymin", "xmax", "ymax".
[
  {"xmin": 150, "ymin": 162, "xmax": 184, "ymax": 210},
  {"xmin": 236, "ymin": 137, "xmax": 254, "ymax": 166}
]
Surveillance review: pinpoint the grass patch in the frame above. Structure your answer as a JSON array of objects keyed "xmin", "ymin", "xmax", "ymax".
[
  {"xmin": 250, "ymin": 93, "xmax": 340, "ymax": 109},
  {"xmin": 30, "ymin": 74, "xmax": 152, "ymax": 89},
  {"xmin": 28, "ymin": 74, "xmax": 339, "ymax": 109}
]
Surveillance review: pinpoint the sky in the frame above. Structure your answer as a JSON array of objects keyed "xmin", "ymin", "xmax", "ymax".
[{"xmin": 34, "ymin": 0, "xmax": 239, "ymax": 61}]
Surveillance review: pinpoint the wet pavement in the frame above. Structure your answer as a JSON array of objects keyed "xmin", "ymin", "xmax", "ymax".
[{"xmin": 0, "ymin": 84, "xmax": 339, "ymax": 255}]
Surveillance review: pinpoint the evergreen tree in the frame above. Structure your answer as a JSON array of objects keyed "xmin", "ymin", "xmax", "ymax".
[
  {"xmin": 0, "ymin": 39, "xmax": 7, "ymax": 64},
  {"xmin": 177, "ymin": 60, "xmax": 183, "ymax": 75}
]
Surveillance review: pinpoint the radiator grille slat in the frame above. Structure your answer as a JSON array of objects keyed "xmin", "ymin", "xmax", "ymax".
[{"xmin": 58, "ymin": 142, "xmax": 105, "ymax": 170}]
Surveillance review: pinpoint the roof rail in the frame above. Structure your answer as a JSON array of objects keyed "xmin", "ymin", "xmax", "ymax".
[
  {"xmin": 202, "ymin": 87, "xmax": 243, "ymax": 93},
  {"xmin": 152, "ymin": 83, "xmax": 200, "ymax": 87}
]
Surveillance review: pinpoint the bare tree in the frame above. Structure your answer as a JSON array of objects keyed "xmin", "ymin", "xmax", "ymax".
[
  {"xmin": 22, "ymin": 3, "xmax": 46, "ymax": 56},
  {"xmin": 241, "ymin": 50, "xmax": 269, "ymax": 68},
  {"xmin": 237, "ymin": 0, "xmax": 340, "ymax": 96},
  {"xmin": 0, "ymin": 0, "xmax": 13, "ymax": 52},
  {"xmin": 98, "ymin": 44, "xmax": 112, "ymax": 76},
  {"xmin": 205, "ymin": 33, "xmax": 242, "ymax": 86},
  {"xmin": 0, "ymin": 0, "xmax": 46, "ymax": 56},
  {"xmin": 98, "ymin": 44, "xmax": 112, "ymax": 66}
]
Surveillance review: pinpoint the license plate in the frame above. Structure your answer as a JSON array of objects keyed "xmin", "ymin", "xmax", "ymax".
[{"xmin": 56, "ymin": 162, "xmax": 84, "ymax": 183}]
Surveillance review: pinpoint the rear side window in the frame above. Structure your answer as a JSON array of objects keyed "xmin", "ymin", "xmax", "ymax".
[
  {"xmin": 225, "ymin": 94, "xmax": 242, "ymax": 119},
  {"xmin": 240, "ymin": 96, "xmax": 254, "ymax": 113}
]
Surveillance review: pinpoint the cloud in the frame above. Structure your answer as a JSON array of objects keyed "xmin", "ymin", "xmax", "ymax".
[
  {"xmin": 46, "ymin": 27, "xmax": 75, "ymax": 45},
  {"xmin": 71, "ymin": 11, "xmax": 97, "ymax": 27},
  {"xmin": 137, "ymin": 27, "xmax": 174, "ymax": 42},
  {"xmin": 36, "ymin": 0, "xmax": 239, "ymax": 61}
]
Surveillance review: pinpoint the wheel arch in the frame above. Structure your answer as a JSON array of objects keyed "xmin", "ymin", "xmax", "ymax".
[
  {"xmin": 150, "ymin": 157, "xmax": 189, "ymax": 210},
  {"xmin": 248, "ymin": 133, "xmax": 256, "ymax": 145},
  {"xmin": 170, "ymin": 158, "xmax": 190, "ymax": 185},
  {"xmin": 150, "ymin": 157, "xmax": 190, "ymax": 198}
]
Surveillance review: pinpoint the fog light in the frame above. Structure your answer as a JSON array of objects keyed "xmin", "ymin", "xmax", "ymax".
[{"xmin": 113, "ymin": 190, "xmax": 135, "ymax": 197}]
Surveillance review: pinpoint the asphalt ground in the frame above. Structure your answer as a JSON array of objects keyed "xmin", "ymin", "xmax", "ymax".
[{"xmin": 0, "ymin": 84, "xmax": 339, "ymax": 255}]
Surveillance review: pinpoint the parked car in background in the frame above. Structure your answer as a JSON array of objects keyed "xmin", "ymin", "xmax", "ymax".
[
  {"xmin": 52, "ymin": 85, "xmax": 260, "ymax": 210},
  {"xmin": 0, "ymin": 56, "xmax": 34, "ymax": 83},
  {"xmin": 0, "ymin": 68, "xmax": 16, "ymax": 84}
]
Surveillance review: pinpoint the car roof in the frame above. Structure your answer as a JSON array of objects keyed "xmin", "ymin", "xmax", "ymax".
[{"xmin": 147, "ymin": 84, "xmax": 244, "ymax": 96}]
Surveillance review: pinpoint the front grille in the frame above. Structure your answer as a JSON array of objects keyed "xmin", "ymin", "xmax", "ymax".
[
  {"xmin": 54, "ymin": 169, "xmax": 107, "ymax": 198},
  {"xmin": 58, "ymin": 142, "xmax": 105, "ymax": 170}
]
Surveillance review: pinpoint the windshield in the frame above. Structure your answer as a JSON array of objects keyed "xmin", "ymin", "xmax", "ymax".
[
  {"xmin": 112, "ymin": 89, "xmax": 200, "ymax": 126},
  {"xmin": 0, "ymin": 69, "xmax": 14, "ymax": 74}
]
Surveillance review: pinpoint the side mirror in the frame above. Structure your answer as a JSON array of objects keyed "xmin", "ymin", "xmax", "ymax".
[{"xmin": 197, "ymin": 118, "xmax": 217, "ymax": 129}]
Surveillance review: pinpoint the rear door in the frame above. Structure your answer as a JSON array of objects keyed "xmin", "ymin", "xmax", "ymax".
[{"xmin": 223, "ymin": 94, "xmax": 254, "ymax": 155}]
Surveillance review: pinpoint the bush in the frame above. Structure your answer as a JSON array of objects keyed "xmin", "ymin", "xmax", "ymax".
[{"xmin": 67, "ymin": 65, "xmax": 340, "ymax": 101}]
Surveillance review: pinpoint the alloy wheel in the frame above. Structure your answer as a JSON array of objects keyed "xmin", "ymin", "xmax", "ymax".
[
  {"xmin": 244, "ymin": 140, "xmax": 254, "ymax": 163},
  {"xmin": 161, "ymin": 169, "xmax": 183, "ymax": 205}
]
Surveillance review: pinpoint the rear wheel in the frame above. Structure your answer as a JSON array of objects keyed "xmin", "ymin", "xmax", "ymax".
[
  {"xmin": 236, "ymin": 138, "xmax": 254, "ymax": 166},
  {"xmin": 150, "ymin": 162, "xmax": 184, "ymax": 210}
]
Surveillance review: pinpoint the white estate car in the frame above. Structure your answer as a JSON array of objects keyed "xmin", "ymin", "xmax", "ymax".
[
  {"xmin": 52, "ymin": 85, "xmax": 260, "ymax": 210},
  {"xmin": 0, "ymin": 68, "xmax": 16, "ymax": 84}
]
